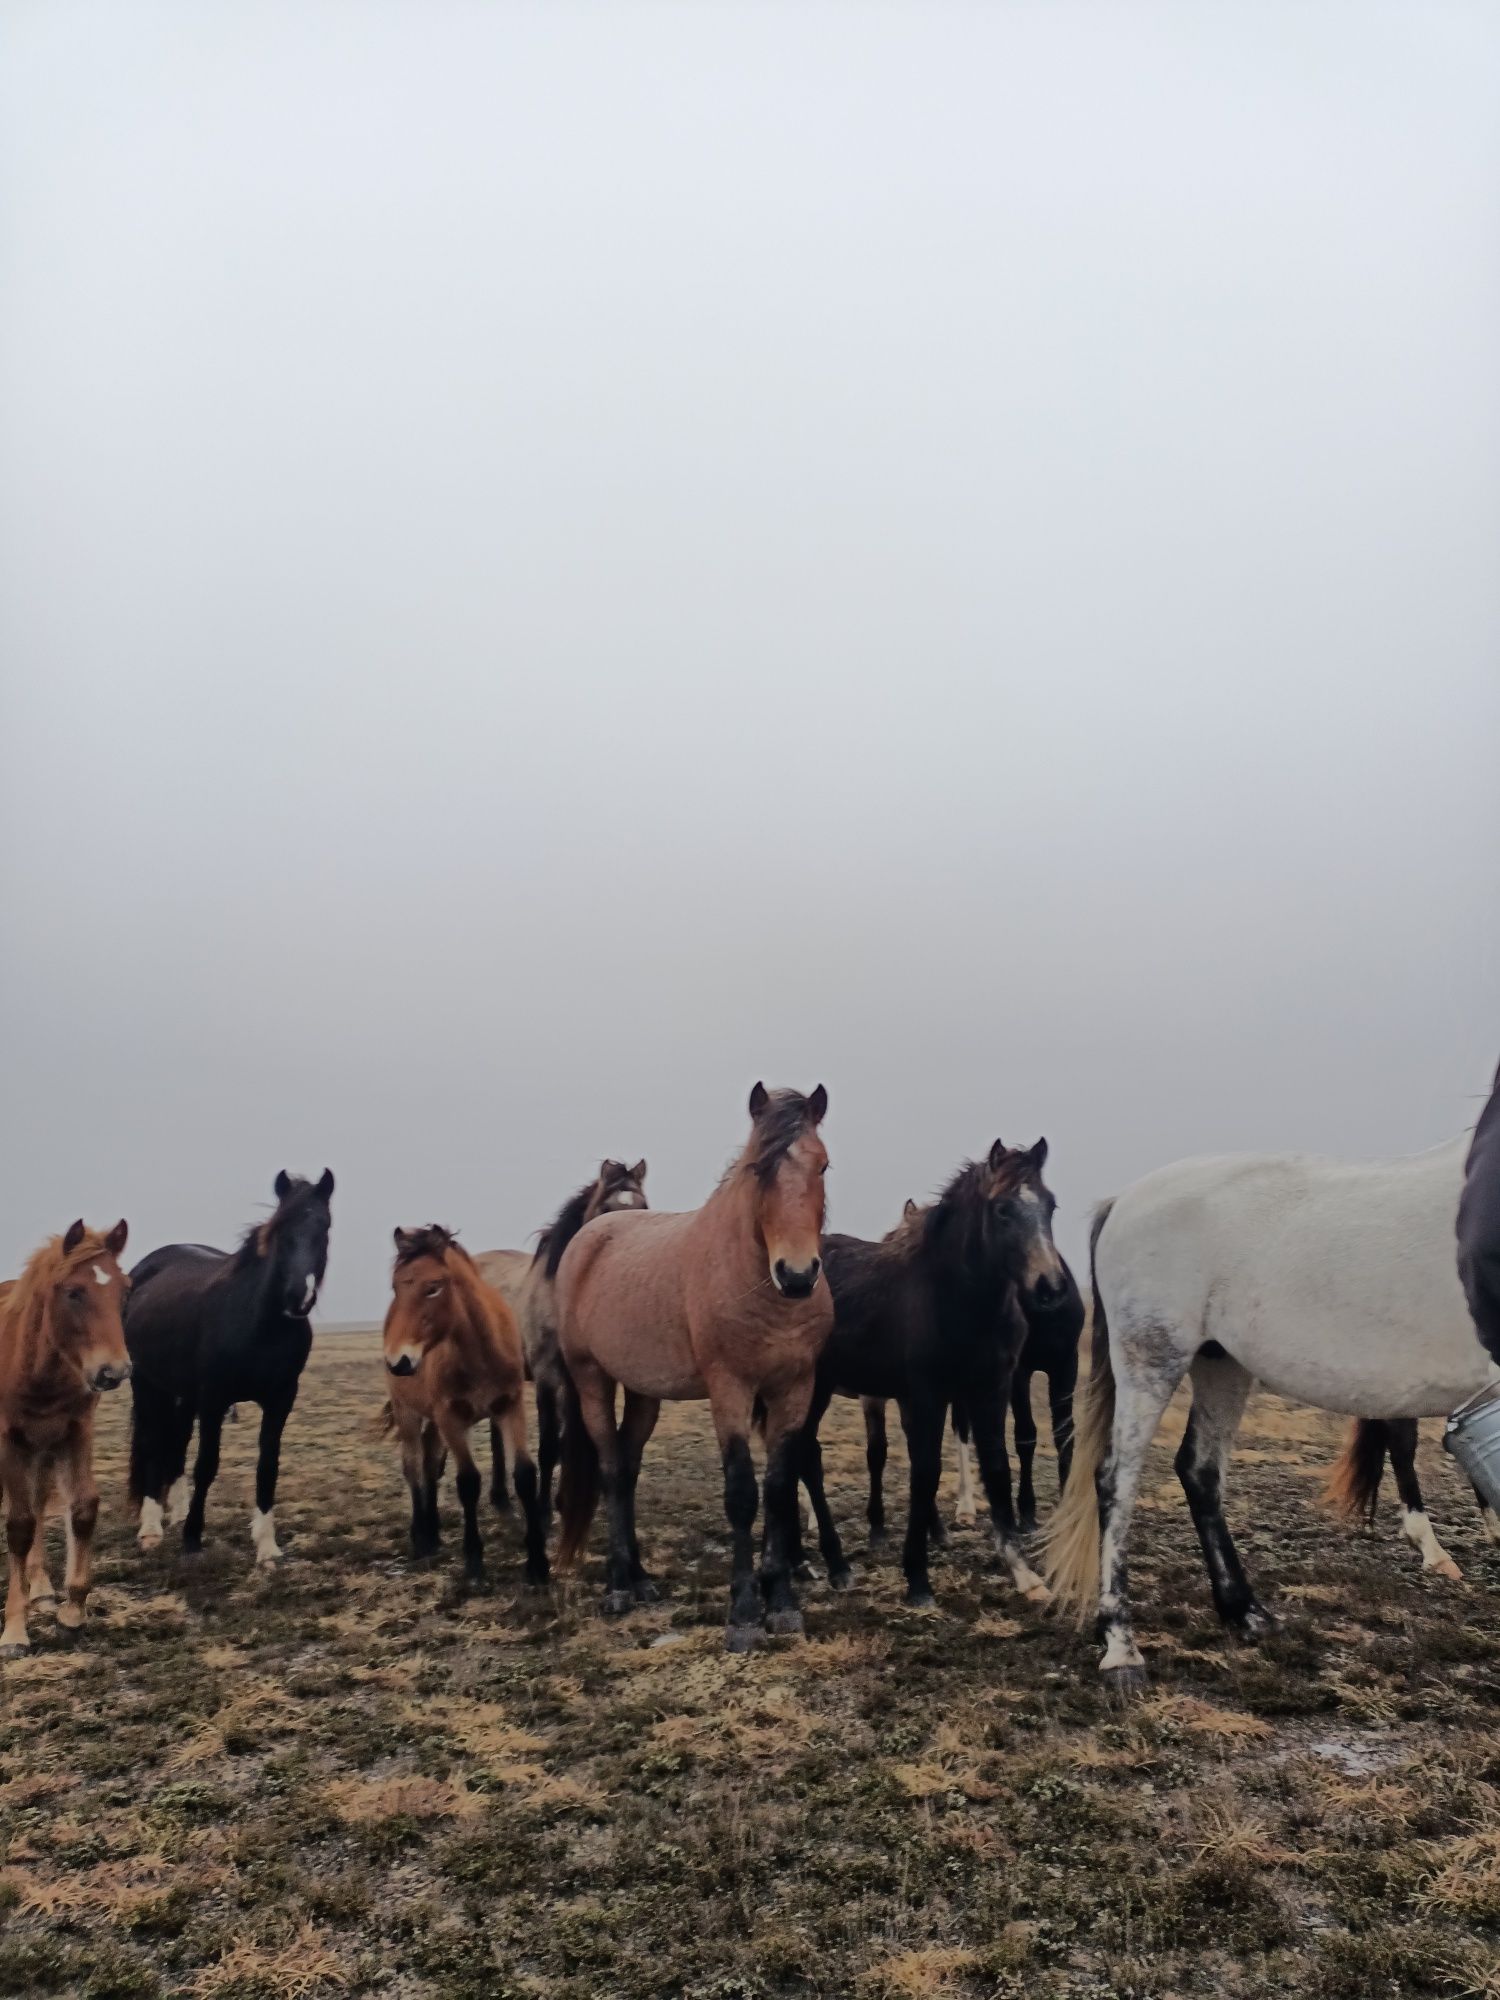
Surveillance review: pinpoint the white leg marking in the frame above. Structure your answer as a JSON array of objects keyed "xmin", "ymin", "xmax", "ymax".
[
  {"xmin": 1101, "ymin": 1624, "xmax": 1146, "ymax": 1674},
  {"xmin": 251, "ymin": 1508, "xmax": 282, "ymax": 1565},
  {"xmin": 1400, "ymin": 1507, "xmax": 1462, "ymax": 1581},
  {"xmin": 166, "ymin": 1479, "xmax": 190, "ymax": 1526},
  {"xmin": 954, "ymin": 1438, "xmax": 977, "ymax": 1526},
  {"xmin": 1482, "ymin": 1506, "xmax": 1500, "ymax": 1546},
  {"xmin": 138, "ymin": 1497, "xmax": 164, "ymax": 1550}
]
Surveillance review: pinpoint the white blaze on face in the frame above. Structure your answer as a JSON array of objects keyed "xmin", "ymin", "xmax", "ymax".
[
  {"xmin": 302, "ymin": 1273, "xmax": 318, "ymax": 1311},
  {"xmin": 93, "ymin": 1264, "xmax": 110, "ymax": 1286}
]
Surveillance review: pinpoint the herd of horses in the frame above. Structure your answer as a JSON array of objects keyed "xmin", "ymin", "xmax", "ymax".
[{"xmin": 2, "ymin": 1065, "xmax": 1499, "ymax": 1679}]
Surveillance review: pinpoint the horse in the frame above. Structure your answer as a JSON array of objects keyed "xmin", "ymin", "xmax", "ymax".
[
  {"xmin": 0, "ymin": 1221, "xmax": 131, "ymax": 1654},
  {"xmin": 857, "ymin": 1204, "xmax": 1084, "ymax": 1542},
  {"xmin": 555, "ymin": 1083, "xmax": 831, "ymax": 1651},
  {"xmin": 1045, "ymin": 1135, "xmax": 1497, "ymax": 1688},
  {"xmin": 1323, "ymin": 1416, "xmax": 1500, "ymax": 1580},
  {"xmin": 475, "ymin": 1158, "xmax": 647, "ymax": 1522},
  {"xmin": 380, "ymin": 1226, "xmax": 547, "ymax": 1586},
  {"xmin": 793, "ymin": 1140, "xmax": 1068, "ymax": 1609},
  {"xmin": 1459, "ymin": 1055, "xmax": 1500, "ymax": 1365},
  {"xmin": 126, "ymin": 1169, "xmax": 333, "ymax": 1566}
]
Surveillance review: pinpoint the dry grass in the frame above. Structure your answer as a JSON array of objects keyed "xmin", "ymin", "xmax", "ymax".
[{"xmin": 1, "ymin": 1338, "xmax": 1499, "ymax": 1998}]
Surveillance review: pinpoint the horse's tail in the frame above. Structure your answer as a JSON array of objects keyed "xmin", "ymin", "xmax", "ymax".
[
  {"xmin": 1042, "ymin": 1199, "xmax": 1116, "ymax": 1623},
  {"xmin": 1323, "ymin": 1419, "xmax": 1389, "ymax": 1524},
  {"xmin": 555, "ymin": 1366, "xmax": 600, "ymax": 1570},
  {"xmin": 371, "ymin": 1399, "xmax": 396, "ymax": 1441},
  {"xmin": 125, "ymin": 1399, "xmax": 145, "ymax": 1516}
]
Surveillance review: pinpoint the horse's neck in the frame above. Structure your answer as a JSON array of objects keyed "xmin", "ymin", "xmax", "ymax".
[
  {"xmin": 694, "ymin": 1169, "xmax": 764, "ymax": 1283},
  {"xmin": 0, "ymin": 1288, "xmax": 64, "ymax": 1404},
  {"xmin": 445, "ymin": 1275, "xmax": 501, "ymax": 1371}
]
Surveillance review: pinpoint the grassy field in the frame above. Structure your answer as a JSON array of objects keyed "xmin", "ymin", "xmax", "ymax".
[{"xmin": 3, "ymin": 1335, "xmax": 1500, "ymax": 2000}]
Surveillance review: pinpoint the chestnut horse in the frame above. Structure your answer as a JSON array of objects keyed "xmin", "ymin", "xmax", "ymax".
[
  {"xmin": 0, "ymin": 1221, "xmax": 131, "ymax": 1654},
  {"xmin": 381, "ymin": 1226, "xmax": 547, "ymax": 1586},
  {"xmin": 556, "ymin": 1083, "xmax": 831, "ymax": 1651},
  {"xmin": 475, "ymin": 1158, "xmax": 648, "ymax": 1521}
]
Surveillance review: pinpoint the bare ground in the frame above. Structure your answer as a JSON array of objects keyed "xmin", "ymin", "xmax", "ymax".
[{"xmin": 3, "ymin": 1335, "xmax": 1500, "ymax": 1999}]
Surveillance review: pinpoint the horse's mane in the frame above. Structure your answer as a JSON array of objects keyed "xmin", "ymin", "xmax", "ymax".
[
  {"xmin": 230, "ymin": 1174, "xmax": 330, "ymax": 1271},
  {"xmin": 542, "ymin": 1182, "xmax": 604, "ymax": 1280},
  {"xmin": 0, "ymin": 1230, "xmax": 114, "ymax": 1385},
  {"xmin": 737, "ymin": 1089, "xmax": 821, "ymax": 1186},
  {"xmin": 393, "ymin": 1225, "xmax": 500, "ymax": 1333}
]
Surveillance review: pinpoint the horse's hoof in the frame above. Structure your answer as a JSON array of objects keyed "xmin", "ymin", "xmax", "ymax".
[
  {"xmin": 1018, "ymin": 1515, "xmax": 1039, "ymax": 1538},
  {"xmin": 631, "ymin": 1577, "xmax": 659, "ymax": 1605},
  {"xmin": 724, "ymin": 1623, "xmax": 764, "ymax": 1653},
  {"xmin": 868, "ymin": 1527, "xmax": 887, "ymax": 1549},
  {"xmin": 0, "ymin": 1640, "xmax": 30, "ymax": 1660},
  {"xmin": 829, "ymin": 1566, "xmax": 854, "ymax": 1593},
  {"xmin": 955, "ymin": 1510, "xmax": 978, "ymax": 1530},
  {"xmin": 765, "ymin": 1607, "xmax": 804, "ymax": 1637},
  {"xmin": 1236, "ymin": 1602, "xmax": 1277, "ymax": 1641},
  {"xmin": 464, "ymin": 1561, "xmax": 484, "ymax": 1586},
  {"xmin": 792, "ymin": 1559, "xmax": 815, "ymax": 1582},
  {"xmin": 526, "ymin": 1564, "xmax": 552, "ymax": 1592},
  {"xmin": 601, "ymin": 1589, "xmax": 634, "ymax": 1618},
  {"xmin": 181, "ymin": 1540, "xmax": 203, "ymax": 1558},
  {"xmin": 137, "ymin": 1534, "xmax": 162, "ymax": 1553},
  {"xmin": 904, "ymin": 1586, "xmax": 937, "ymax": 1610},
  {"xmin": 29, "ymin": 1583, "xmax": 56, "ymax": 1607},
  {"xmin": 55, "ymin": 1603, "xmax": 84, "ymax": 1632},
  {"xmin": 1022, "ymin": 1581, "xmax": 1053, "ymax": 1607},
  {"xmin": 1102, "ymin": 1663, "xmax": 1147, "ymax": 1695},
  {"xmin": 1434, "ymin": 1557, "xmax": 1464, "ymax": 1582}
]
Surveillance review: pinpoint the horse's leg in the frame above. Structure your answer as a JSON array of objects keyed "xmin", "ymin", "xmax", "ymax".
[
  {"xmin": 572, "ymin": 1362, "xmax": 632, "ymax": 1614},
  {"xmin": 1174, "ymin": 1349, "xmax": 1272, "ymax": 1636},
  {"xmin": 0, "ymin": 1449, "xmax": 38, "ymax": 1655},
  {"xmin": 616, "ymin": 1390, "xmax": 661, "ymax": 1602},
  {"xmin": 705, "ymin": 1377, "xmax": 764, "ymax": 1650},
  {"xmin": 1011, "ymin": 1368, "xmax": 1039, "ymax": 1534},
  {"xmin": 951, "ymin": 1399, "xmax": 977, "ymax": 1529},
  {"xmin": 1049, "ymin": 1346, "xmax": 1078, "ymax": 1495},
  {"xmin": 1094, "ymin": 1336, "xmax": 1189, "ymax": 1689},
  {"xmin": 758, "ymin": 1378, "xmax": 815, "ymax": 1637},
  {"xmin": 182, "ymin": 1399, "xmax": 228, "ymax": 1554},
  {"xmin": 1386, "ymin": 1419, "xmax": 1462, "ymax": 1580},
  {"xmin": 436, "ymin": 1412, "xmax": 484, "ymax": 1583},
  {"xmin": 534, "ymin": 1376, "xmax": 562, "ymax": 1528},
  {"xmin": 164, "ymin": 1397, "xmax": 195, "ymax": 1529},
  {"xmin": 26, "ymin": 1461, "xmax": 55, "ymax": 1606},
  {"xmin": 968, "ymin": 1371, "xmax": 1051, "ymax": 1604},
  {"xmin": 488, "ymin": 1419, "xmax": 510, "ymax": 1515},
  {"xmin": 802, "ymin": 1384, "xmax": 852, "ymax": 1589},
  {"xmin": 498, "ymin": 1395, "xmax": 550, "ymax": 1587},
  {"xmin": 862, "ymin": 1397, "xmax": 889, "ymax": 1545},
  {"xmin": 132, "ymin": 1382, "xmax": 181, "ymax": 1550},
  {"xmin": 898, "ymin": 1394, "xmax": 946, "ymax": 1607},
  {"xmin": 56, "ymin": 1423, "xmax": 100, "ymax": 1633},
  {"xmin": 250, "ymin": 1393, "xmax": 296, "ymax": 1565},
  {"xmin": 422, "ymin": 1423, "xmax": 446, "ymax": 1547},
  {"xmin": 398, "ymin": 1414, "xmax": 433, "ymax": 1560}
]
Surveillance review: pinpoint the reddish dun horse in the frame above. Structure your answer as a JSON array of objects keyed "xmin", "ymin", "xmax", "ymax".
[
  {"xmin": 557, "ymin": 1084, "xmax": 832, "ymax": 1651},
  {"xmin": 476, "ymin": 1158, "xmax": 648, "ymax": 1521},
  {"xmin": 381, "ymin": 1226, "xmax": 547, "ymax": 1586},
  {"xmin": 0, "ymin": 1222, "xmax": 131, "ymax": 1654}
]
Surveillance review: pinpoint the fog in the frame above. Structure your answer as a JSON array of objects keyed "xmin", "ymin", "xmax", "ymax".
[{"xmin": 3, "ymin": 3, "xmax": 1499, "ymax": 1318}]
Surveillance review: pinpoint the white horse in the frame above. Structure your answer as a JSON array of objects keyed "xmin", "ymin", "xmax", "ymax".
[{"xmin": 1045, "ymin": 1134, "xmax": 1497, "ymax": 1687}]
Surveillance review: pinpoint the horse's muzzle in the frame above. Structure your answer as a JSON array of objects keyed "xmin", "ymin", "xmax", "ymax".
[
  {"xmin": 772, "ymin": 1258, "xmax": 821, "ymax": 1300},
  {"xmin": 386, "ymin": 1355, "xmax": 417, "ymax": 1377},
  {"xmin": 91, "ymin": 1362, "xmax": 132, "ymax": 1392}
]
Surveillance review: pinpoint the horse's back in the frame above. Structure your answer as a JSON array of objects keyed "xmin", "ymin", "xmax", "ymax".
[
  {"xmin": 474, "ymin": 1249, "xmax": 534, "ymax": 1312},
  {"xmin": 820, "ymin": 1231, "xmax": 928, "ymax": 1399},
  {"xmin": 1098, "ymin": 1138, "xmax": 1482, "ymax": 1415},
  {"xmin": 556, "ymin": 1210, "xmax": 702, "ymax": 1395},
  {"xmin": 125, "ymin": 1243, "xmax": 230, "ymax": 1373}
]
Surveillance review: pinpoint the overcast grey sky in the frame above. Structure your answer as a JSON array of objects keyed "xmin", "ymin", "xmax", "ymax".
[{"xmin": 3, "ymin": 3, "xmax": 1498, "ymax": 1318}]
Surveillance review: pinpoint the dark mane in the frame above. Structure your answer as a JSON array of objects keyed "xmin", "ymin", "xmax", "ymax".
[
  {"xmin": 744, "ymin": 1089, "xmax": 819, "ymax": 1184},
  {"xmin": 393, "ymin": 1224, "xmax": 458, "ymax": 1270},
  {"xmin": 542, "ymin": 1183, "xmax": 603, "ymax": 1281}
]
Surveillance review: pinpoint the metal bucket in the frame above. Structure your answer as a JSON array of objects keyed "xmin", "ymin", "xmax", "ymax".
[{"xmin": 1443, "ymin": 1381, "xmax": 1500, "ymax": 1513}]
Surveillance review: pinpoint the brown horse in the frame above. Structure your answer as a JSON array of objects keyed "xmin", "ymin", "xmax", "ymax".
[
  {"xmin": 475, "ymin": 1158, "xmax": 648, "ymax": 1522},
  {"xmin": 556, "ymin": 1083, "xmax": 831, "ymax": 1651},
  {"xmin": 0, "ymin": 1221, "xmax": 131, "ymax": 1654},
  {"xmin": 381, "ymin": 1226, "xmax": 547, "ymax": 1586}
]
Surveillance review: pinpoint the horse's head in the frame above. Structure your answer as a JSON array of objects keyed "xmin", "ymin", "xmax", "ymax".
[
  {"xmin": 385, "ymin": 1225, "xmax": 467, "ymax": 1375},
  {"xmin": 588, "ymin": 1158, "xmax": 648, "ymax": 1220},
  {"xmin": 745, "ymin": 1081, "xmax": 829, "ymax": 1299},
  {"xmin": 49, "ymin": 1219, "xmax": 132, "ymax": 1393},
  {"xmin": 262, "ymin": 1169, "xmax": 334, "ymax": 1319},
  {"xmin": 983, "ymin": 1138, "xmax": 1067, "ymax": 1306}
]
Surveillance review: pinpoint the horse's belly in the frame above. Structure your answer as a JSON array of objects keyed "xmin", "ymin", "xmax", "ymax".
[{"xmin": 1225, "ymin": 1317, "xmax": 1496, "ymax": 1420}]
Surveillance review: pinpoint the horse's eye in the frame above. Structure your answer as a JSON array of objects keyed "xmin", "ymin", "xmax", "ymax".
[
  {"xmin": 66, "ymin": 1286, "xmax": 87, "ymax": 1305},
  {"xmin": 424, "ymin": 1282, "xmax": 444, "ymax": 1299}
]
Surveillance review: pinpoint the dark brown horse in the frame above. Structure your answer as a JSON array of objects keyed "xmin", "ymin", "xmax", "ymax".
[
  {"xmin": 0, "ymin": 1222, "xmax": 131, "ymax": 1654},
  {"xmin": 475, "ymin": 1158, "xmax": 648, "ymax": 1521},
  {"xmin": 381, "ymin": 1226, "xmax": 547, "ymax": 1586},
  {"xmin": 556, "ymin": 1084, "xmax": 831, "ymax": 1650}
]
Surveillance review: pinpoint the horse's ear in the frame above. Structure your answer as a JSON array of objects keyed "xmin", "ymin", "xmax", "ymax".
[
  {"xmin": 806, "ymin": 1084, "xmax": 828, "ymax": 1124},
  {"xmin": 106, "ymin": 1219, "xmax": 128, "ymax": 1257},
  {"xmin": 748, "ymin": 1082, "xmax": 769, "ymax": 1119},
  {"xmin": 1025, "ymin": 1137, "xmax": 1049, "ymax": 1172},
  {"xmin": 62, "ymin": 1219, "xmax": 85, "ymax": 1256},
  {"xmin": 393, "ymin": 1226, "xmax": 414, "ymax": 1253},
  {"xmin": 274, "ymin": 1170, "xmax": 292, "ymax": 1200},
  {"xmin": 903, "ymin": 1197, "xmax": 919, "ymax": 1218},
  {"xmin": 630, "ymin": 1159, "xmax": 647, "ymax": 1182},
  {"xmin": 987, "ymin": 1138, "xmax": 1009, "ymax": 1172},
  {"xmin": 316, "ymin": 1168, "xmax": 335, "ymax": 1201}
]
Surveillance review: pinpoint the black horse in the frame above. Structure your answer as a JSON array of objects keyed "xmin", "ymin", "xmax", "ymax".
[
  {"xmin": 1460, "ymin": 1055, "xmax": 1500, "ymax": 1367},
  {"xmin": 793, "ymin": 1140, "xmax": 1068, "ymax": 1608},
  {"xmin": 126, "ymin": 1170, "xmax": 333, "ymax": 1565}
]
